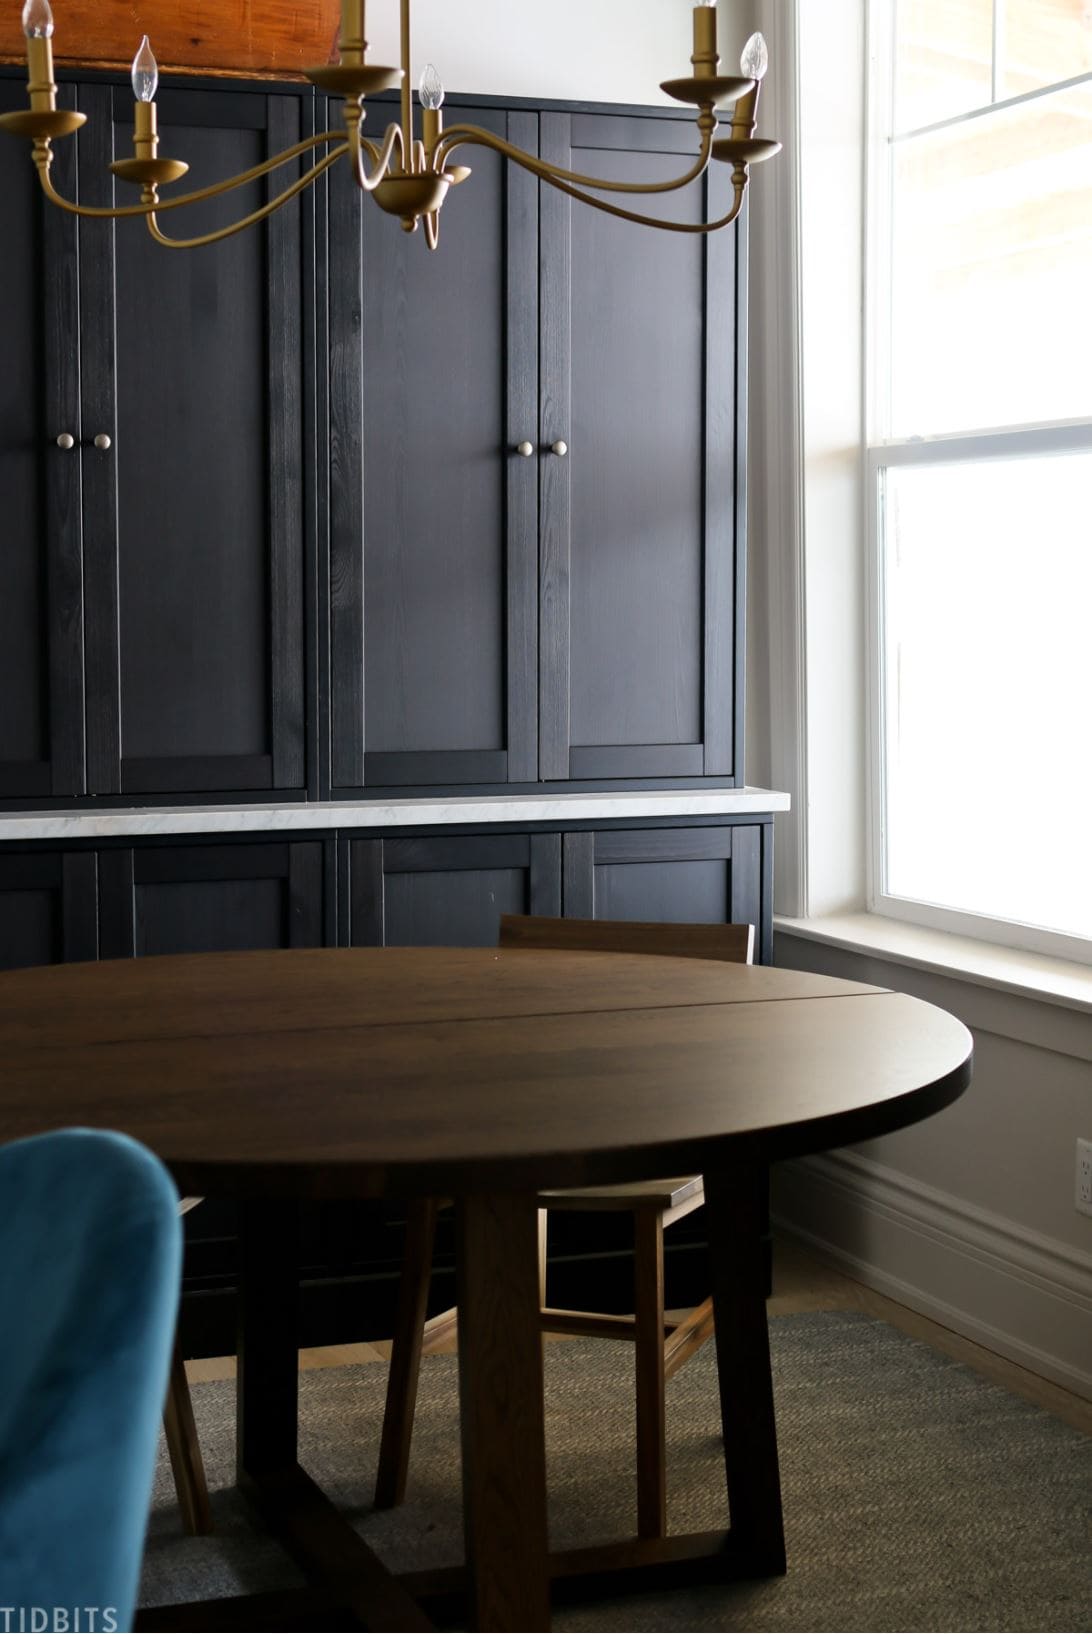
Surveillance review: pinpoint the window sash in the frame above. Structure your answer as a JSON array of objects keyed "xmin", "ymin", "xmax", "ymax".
[
  {"xmin": 865, "ymin": 1, "xmax": 1092, "ymax": 963},
  {"xmin": 865, "ymin": 421, "xmax": 1092, "ymax": 966}
]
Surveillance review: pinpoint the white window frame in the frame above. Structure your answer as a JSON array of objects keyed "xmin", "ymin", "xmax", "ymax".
[{"xmin": 863, "ymin": 0, "xmax": 1092, "ymax": 966}]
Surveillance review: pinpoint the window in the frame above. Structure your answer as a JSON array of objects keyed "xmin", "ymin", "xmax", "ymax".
[{"xmin": 867, "ymin": 0, "xmax": 1092, "ymax": 963}]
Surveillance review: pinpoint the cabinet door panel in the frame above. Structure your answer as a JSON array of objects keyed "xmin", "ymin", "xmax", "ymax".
[
  {"xmin": 540, "ymin": 113, "xmax": 742, "ymax": 782},
  {"xmin": 78, "ymin": 86, "xmax": 306, "ymax": 798},
  {"xmin": 93, "ymin": 836, "xmax": 326, "ymax": 1326},
  {"xmin": 343, "ymin": 831, "xmax": 561, "ymax": 947},
  {"xmin": 329, "ymin": 106, "xmax": 538, "ymax": 791},
  {"xmin": 563, "ymin": 823, "xmax": 771, "ymax": 961},
  {"xmin": 0, "ymin": 79, "xmax": 84, "ymax": 799},
  {"xmin": 98, "ymin": 840, "xmax": 326, "ymax": 958},
  {"xmin": 0, "ymin": 851, "xmax": 97, "ymax": 968}
]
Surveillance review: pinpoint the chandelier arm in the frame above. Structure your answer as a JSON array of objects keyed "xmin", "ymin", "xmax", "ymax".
[
  {"xmin": 531, "ymin": 166, "xmax": 748, "ymax": 234},
  {"xmin": 434, "ymin": 122, "xmax": 714, "ymax": 196},
  {"xmin": 144, "ymin": 147, "xmax": 348, "ymax": 248},
  {"xmin": 32, "ymin": 129, "xmax": 346, "ymax": 220},
  {"xmin": 348, "ymin": 120, "xmax": 404, "ymax": 194},
  {"xmin": 423, "ymin": 210, "xmax": 440, "ymax": 252}
]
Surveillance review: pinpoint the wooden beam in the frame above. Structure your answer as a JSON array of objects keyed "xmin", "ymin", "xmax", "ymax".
[{"xmin": 0, "ymin": 0, "xmax": 339, "ymax": 80}]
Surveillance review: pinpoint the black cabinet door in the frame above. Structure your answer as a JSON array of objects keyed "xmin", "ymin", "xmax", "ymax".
[
  {"xmin": 0, "ymin": 79, "xmax": 85, "ymax": 800},
  {"xmin": 539, "ymin": 113, "xmax": 744, "ymax": 783},
  {"xmin": 0, "ymin": 850, "xmax": 97, "ymax": 969},
  {"xmin": 562, "ymin": 823, "xmax": 771, "ymax": 962},
  {"xmin": 341, "ymin": 831, "xmax": 561, "ymax": 946},
  {"xmin": 77, "ymin": 84, "xmax": 308, "ymax": 800},
  {"xmin": 97, "ymin": 839, "xmax": 327, "ymax": 958},
  {"xmin": 328, "ymin": 104, "xmax": 538, "ymax": 793}
]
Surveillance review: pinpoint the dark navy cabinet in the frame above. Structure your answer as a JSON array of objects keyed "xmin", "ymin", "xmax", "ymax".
[{"xmin": 0, "ymin": 73, "xmax": 311, "ymax": 806}]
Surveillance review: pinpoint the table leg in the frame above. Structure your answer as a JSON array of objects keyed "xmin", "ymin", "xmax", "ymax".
[
  {"xmin": 703, "ymin": 1162, "xmax": 787, "ymax": 1575},
  {"xmin": 236, "ymin": 1197, "xmax": 301, "ymax": 1479},
  {"xmin": 457, "ymin": 1192, "xmax": 551, "ymax": 1632}
]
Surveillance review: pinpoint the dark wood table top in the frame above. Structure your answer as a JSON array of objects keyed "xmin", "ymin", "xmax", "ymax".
[{"xmin": 0, "ymin": 947, "xmax": 973, "ymax": 1197}]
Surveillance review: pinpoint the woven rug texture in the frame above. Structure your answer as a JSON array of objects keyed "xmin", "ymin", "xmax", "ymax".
[{"xmin": 139, "ymin": 1310, "xmax": 1091, "ymax": 1631}]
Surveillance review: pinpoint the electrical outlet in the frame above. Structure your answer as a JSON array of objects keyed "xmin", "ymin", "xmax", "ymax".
[{"xmin": 1077, "ymin": 1139, "xmax": 1092, "ymax": 1218}]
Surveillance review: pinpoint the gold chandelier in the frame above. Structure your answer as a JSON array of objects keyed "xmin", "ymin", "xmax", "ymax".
[{"xmin": 0, "ymin": 0, "xmax": 780, "ymax": 250}]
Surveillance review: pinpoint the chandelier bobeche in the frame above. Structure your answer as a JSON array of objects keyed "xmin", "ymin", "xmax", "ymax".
[{"xmin": 0, "ymin": 0, "xmax": 780, "ymax": 250}]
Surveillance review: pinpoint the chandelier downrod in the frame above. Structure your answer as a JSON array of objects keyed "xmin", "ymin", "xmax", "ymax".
[{"xmin": 0, "ymin": 0, "xmax": 781, "ymax": 251}]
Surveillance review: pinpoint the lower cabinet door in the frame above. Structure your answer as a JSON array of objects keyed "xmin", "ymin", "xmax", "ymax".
[
  {"xmin": 0, "ymin": 850, "xmax": 97, "ymax": 970},
  {"xmin": 342, "ymin": 831, "xmax": 562, "ymax": 946},
  {"xmin": 97, "ymin": 839, "xmax": 327, "ymax": 957},
  {"xmin": 92, "ymin": 836, "xmax": 331, "ymax": 1354},
  {"xmin": 562, "ymin": 821, "xmax": 772, "ymax": 962}
]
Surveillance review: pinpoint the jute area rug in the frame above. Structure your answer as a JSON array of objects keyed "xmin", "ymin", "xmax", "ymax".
[{"xmin": 139, "ymin": 1311, "xmax": 1091, "ymax": 1631}]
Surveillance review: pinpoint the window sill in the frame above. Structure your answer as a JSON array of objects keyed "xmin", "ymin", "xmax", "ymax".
[{"xmin": 774, "ymin": 911, "xmax": 1092, "ymax": 1019}]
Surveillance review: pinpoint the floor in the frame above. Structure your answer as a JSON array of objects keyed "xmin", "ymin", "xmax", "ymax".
[{"xmin": 185, "ymin": 1232, "xmax": 1092, "ymax": 1436}]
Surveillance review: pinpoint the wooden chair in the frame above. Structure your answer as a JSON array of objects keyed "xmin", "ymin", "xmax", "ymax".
[
  {"xmin": 374, "ymin": 914, "xmax": 755, "ymax": 1539},
  {"xmin": 164, "ymin": 1198, "xmax": 213, "ymax": 1535}
]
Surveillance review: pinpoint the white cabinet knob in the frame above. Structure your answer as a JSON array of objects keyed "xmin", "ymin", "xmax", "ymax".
[
  {"xmin": 93, "ymin": 433, "xmax": 112, "ymax": 451},
  {"xmin": 55, "ymin": 432, "xmax": 75, "ymax": 450},
  {"xmin": 551, "ymin": 440, "xmax": 568, "ymax": 458},
  {"xmin": 516, "ymin": 441, "xmax": 534, "ymax": 457}
]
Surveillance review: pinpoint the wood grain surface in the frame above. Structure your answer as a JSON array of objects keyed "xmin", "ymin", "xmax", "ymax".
[
  {"xmin": 0, "ymin": 948, "xmax": 972, "ymax": 1197},
  {"xmin": 0, "ymin": 0, "xmax": 338, "ymax": 79}
]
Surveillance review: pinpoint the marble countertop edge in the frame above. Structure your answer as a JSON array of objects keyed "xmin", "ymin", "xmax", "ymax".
[{"xmin": 0, "ymin": 788, "xmax": 790, "ymax": 841}]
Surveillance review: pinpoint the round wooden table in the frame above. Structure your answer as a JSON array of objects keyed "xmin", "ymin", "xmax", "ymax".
[{"xmin": 0, "ymin": 947, "xmax": 973, "ymax": 1632}]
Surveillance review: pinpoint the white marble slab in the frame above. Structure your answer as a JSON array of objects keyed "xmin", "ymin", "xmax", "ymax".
[{"xmin": 0, "ymin": 788, "xmax": 790, "ymax": 842}]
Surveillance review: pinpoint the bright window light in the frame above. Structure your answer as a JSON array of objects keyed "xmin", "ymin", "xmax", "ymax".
[
  {"xmin": 869, "ymin": 0, "xmax": 1092, "ymax": 961},
  {"xmin": 880, "ymin": 449, "xmax": 1092, "ymax": 945}
]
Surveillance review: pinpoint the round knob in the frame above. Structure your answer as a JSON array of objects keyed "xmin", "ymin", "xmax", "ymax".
[
  {"xmin": 93, "ymin": 433, "xmax": 112, "ymax": 451},
  {"xmin": 551, "ymin": 440, "xmax": 568, "ymax": 458},
  {"xmin": 55, "ymin": 433, "xmax": 75, "ymax": 450},
  {"xmin": 515, "ymin": 441, "xmax": 534, "ymax": 458}
]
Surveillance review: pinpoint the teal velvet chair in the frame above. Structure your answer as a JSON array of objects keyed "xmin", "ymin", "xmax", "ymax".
[{"xmin": 0, "ymin": 1128, "xmax": 182, "ymax": 1633}]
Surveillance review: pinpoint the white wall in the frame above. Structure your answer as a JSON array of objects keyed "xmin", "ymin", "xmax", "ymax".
[
  {"xmin": 364, "ymin": 1, "xmax": 717, "ymax": 105},
  {"xmin": 772, "ymin": 930, "xmax": 1092, "ymax": 1398}
]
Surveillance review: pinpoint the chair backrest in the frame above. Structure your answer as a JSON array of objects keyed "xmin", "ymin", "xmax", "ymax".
[
  {"xmin": 498, "ymin": 915, "xmax": 755, "ymax": 966},
  {"xmin": 0, "ymin": 1128, "xmax": 181, "ymax": 1630}
]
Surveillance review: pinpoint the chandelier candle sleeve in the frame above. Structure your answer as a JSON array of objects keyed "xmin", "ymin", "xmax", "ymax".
[
  {"xmin": 732, "ymin": 32, "xmax": 769, "ymax": 138},
  {"xmin": 692, "ymin": 0, "xmax": 719, "ymax": 78},
  {"xmin": 131, "ymin": 36, "xmax": 158, "ymax": 159},
  {"xmin": 419, "ymin": 62, "xmax": 443, "ymax": 163},
  {"xmin": 340, "ymin": 0, "xmax": 365, "ymax": 67},
  {"xmin": 21, "ymin": 0, "xmax": 55, "ymax": 113}
]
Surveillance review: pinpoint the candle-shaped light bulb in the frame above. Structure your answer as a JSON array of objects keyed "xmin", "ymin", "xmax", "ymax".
[
  {"xmin": 21, "ymin": 0, "xmax": 54, "ymax": 38},
  {"xmin": 740, "ymin": 31, "xmax": 769, "ymax": 80},
  {"xmin": 418, "ymin": 62, "xmax": 444, "ymax": 110},
  {"xmin": 131, "ymin": 34, "xmax": 158, "ymax": 102}
]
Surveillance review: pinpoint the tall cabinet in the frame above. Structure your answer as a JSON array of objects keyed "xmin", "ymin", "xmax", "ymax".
[
  {"xmin": 328, "ymin": 102, "xmax": 538, "ymax": 790},
  {"xmin": 327, "ymin": 95, "xmax": 747, "ymax": 794},
  {"xmin": 0, "ymin": 75, "xmax": 310, "ymax": 804},
  {"xmin": 0, "ymin": 77, "xmax": 83, "ymax": 799}
]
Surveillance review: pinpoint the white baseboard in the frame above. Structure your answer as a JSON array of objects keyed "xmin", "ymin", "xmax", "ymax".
[{"xmin": 771, "ymin": 1149, "xmax": 1092, "ymax": 1401}]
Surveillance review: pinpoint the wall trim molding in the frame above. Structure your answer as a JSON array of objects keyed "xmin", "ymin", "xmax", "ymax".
[
  {"xmin": 744, "ymin": 0, "xmax": 808, "ymax": 918},
  {"xmin": 773, "ymin": 1148, "xmax": 1092, "ymax": 1400}
]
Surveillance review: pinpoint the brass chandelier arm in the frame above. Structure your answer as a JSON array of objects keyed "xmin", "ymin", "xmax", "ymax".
[
  {"xmin": 533, "ymin": 167, "xmax": 747, "ymax": 234},
  {"xmin": 32, "ymin": 129, "xmax": 346, "ymax": 221},
  {"xmin": 434, "ymin": 126, "xmax": 749, "ymax": 234},
  {"xmin": 145, "ymin": 146, "xmax": 348, "ymax": 248},
  {"xmin": 349, "ymin": 120, "xmax": 404, "ymax": 193},
  {"xmin": 434, "ymin": 121, "xmax": 715, "ymax": 197}
]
